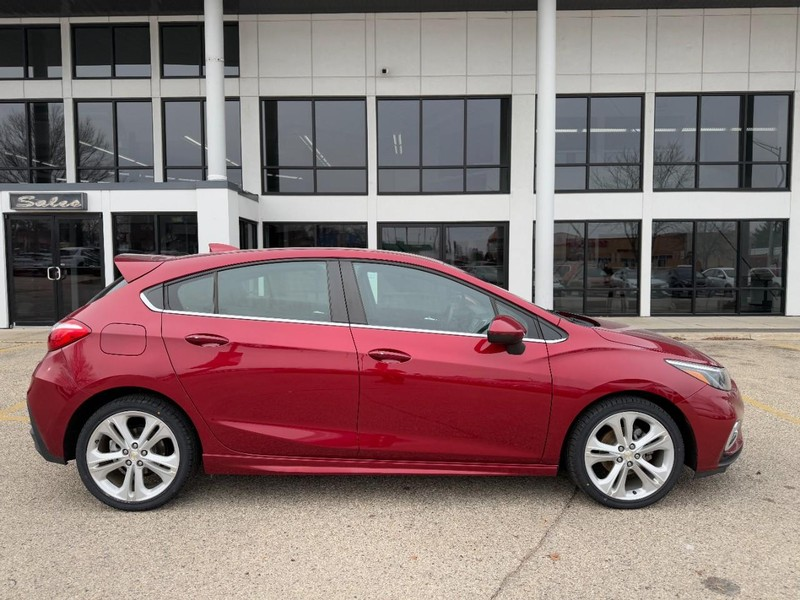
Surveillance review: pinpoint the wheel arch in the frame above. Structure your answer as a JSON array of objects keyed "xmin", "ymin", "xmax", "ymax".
[
  {"xmin": 63, "ymin": 387, "xmax": 202, "ymax": 462},
  {"xmin": 558, "ymin": 390, "xmax": 697, "ymax": 472}
]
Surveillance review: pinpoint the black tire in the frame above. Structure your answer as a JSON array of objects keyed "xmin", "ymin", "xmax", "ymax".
[
  {"xmin": 76, "ymin": 395, "xmax": 197, "ymax": 511},
  {"xmin": 566, "ymin": 396, "xmax": 685, "ymax": 509}
]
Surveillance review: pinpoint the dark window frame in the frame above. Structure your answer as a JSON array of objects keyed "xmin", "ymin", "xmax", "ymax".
[
  {"xmin": 161, "ymin": 96, "xmax": 242, "ymax": 184},
  {"xmin": 654, "ymin": 92, "xmax": 793, "ymax": 192},
  {"xmin": 376, "ymin": 95, "xmax": 512, "ymax": 195},
  {"xmin": 264, "ymin": 222, "xmax": 368, "ymax": 248},
  {"xmin": 553, "ymin": 94, "xmax": 645, "ymax": 193},
  {"xmin": 159, "ymin": 22, "xmax": 239, "ymax": 79},
  {"xmin": 0, "ymin": 25, "xmax": 62, "ymax": 80},
  {"xmin": 550, "ymin": 220, "xmax": 642, "ymax": 316},
  {"xmin": 74, "ymin": 98, "xmax": 154, "ymax": 183},
  {"xmin": 71, "ymin": 23, "xmax": 151, "ymax": 80},
  {"xmin": 650, "ymin": 219, "xmax": 788, "ymax": 315},
  {"xmin": 0, "ymin": 99, "xmax": 66, "ymax": 184},
  {"xmin": 260, "ymin": 96, "xmax": 369, "ymax": 196},
  {"xmin": 378, "ymin": 222, "xmax": 510, "ymax": 290}
]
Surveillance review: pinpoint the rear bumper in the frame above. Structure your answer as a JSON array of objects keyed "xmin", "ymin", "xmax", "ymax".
[{"xmin": 30, "ymin": 414, "xmax": 66, "ymax": 465}]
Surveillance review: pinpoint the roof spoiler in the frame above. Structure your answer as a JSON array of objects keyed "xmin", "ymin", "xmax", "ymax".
[
  {"xmin": 114, "ymin": 254, "xmax": 171, "ymax": 283},
  {"xmin": 209, "ymin": 243, "xmax": 239, "ymax": 253}
]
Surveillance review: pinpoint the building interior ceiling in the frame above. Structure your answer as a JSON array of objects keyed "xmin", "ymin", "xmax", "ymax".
[{"xmin": 0, "ymin": 1, "xmax": 798, "ymax": 18}]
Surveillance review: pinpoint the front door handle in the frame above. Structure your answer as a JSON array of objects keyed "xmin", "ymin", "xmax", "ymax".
[
  {"xmin": 368, "ymin": 349, "xmax": 411, "ymax": 363},
  {"xmin": 46, "ymin": 266, "xmax": 58, "ymax": 281},
  {"xmin": 185, "ymin": 333, "xmax": 230, "ymax": 347}
]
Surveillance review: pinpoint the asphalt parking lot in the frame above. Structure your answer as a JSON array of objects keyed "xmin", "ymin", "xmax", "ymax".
[{"xmin": 0, "ymin": 328, "xmax": 798, "ymax": 599}]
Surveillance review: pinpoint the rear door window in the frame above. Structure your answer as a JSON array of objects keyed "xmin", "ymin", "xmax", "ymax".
[{"xmin": 217, "ymin": 261, "xmax": 331, "ymax": 322}]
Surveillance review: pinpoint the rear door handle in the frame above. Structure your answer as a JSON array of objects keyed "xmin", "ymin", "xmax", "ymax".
[
  {"xmin": 368, "ymin": 349, "xmax": 411, "ymax": 363},
  {"xmin": 185, "ymin": 333, "xmax": 230, "ymax": 348}
]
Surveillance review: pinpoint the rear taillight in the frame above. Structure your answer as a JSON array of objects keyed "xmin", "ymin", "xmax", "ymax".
[{"xmin": 48, "ymin": 319, "xmax": 92, "ymax": 352}]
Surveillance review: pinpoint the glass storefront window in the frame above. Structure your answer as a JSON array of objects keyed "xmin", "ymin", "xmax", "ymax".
[
  {"xmin": 113, "ymin": 214, "xmax": 198, "ymax": 259},
  {"xmin": 264, "ymin": 223, "xmax": 368, "ymax": 248},
  {"xmin": 654, "ymin": 94, "xmax": 791, "ymax": 190},
  {"xmin": 552, "ymin": 222, "xmax": 640, "ymax": 315},
  {"xmin": 652, "ymin": 220, "xmax": 786, "ymax": 314},
  {"xmin": 0, "ymin": 26, "xmax": 61, "ymax": 79},
  {"xmin": 0, "ymin": 101, "xmax": 65, "ymax": 183},
  {"xmin": 76, "ymin": 100, "xmax": 153, "ymax": 183},
  {"xmin": 377, "ymin": 98, "xmax": 510, "ymax": 194},
  {"xmin": 239, "ymin": 219, "xmax": 258, "ymax": 250},
  {"xmin": 163, "ymin": 98, "xmax": 242, "ymax": 186},
  {"xmin": 261, "ymin": 99, "xmax": 367, "ymax": 194},
  {"xmin": 554, "ymin": 96, "xmax": 642, "ymax": 191},
  {"xmin": 380, "ymin": 223, "xmax": 508, "ymax": 289}
]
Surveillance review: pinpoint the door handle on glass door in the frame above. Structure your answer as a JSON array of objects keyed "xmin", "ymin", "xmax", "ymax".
[
  {"xmin": 368, "ymin": 349, "xmax": 411, "ymax": 363},
  {"xmin": 185, "ymin": 333, "xmax": 230, "ymax": 347}
]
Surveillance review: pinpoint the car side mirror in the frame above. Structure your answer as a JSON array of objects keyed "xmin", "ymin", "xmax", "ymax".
[{"xmin": 487, "ymin": 316, "xmax": 526, "ymax": 355}]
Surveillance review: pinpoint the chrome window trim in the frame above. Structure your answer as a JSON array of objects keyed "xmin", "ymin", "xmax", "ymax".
[
  {"xmin": 140, "ymin": 291, "xmax": 567, "ymax": 342},
  {"xmin": 139, "ymin": 291, "xmax": 346, "ymax": 328}
]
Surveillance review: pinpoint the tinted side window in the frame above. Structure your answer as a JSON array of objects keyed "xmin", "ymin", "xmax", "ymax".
[
  {"xmin": 218, "ymin": 261, "xmax": 331, "ymax": 322},
  {"xmin": 167, "ymin": 274, "xmax": 214, "ymax": 313},
  {"xmin": 352, "ymin": 262, "xmax": 494, "ymax": 334}
]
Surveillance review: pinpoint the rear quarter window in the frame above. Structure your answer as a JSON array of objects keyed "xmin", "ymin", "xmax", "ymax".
[{"xmin": 167, "ymin": 274, "xmax": 214, "ymax": 314}]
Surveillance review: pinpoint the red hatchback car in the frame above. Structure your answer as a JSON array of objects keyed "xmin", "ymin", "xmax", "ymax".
[{"xmin": 28, "ymin": 247, "xmax": 744, "ymax": 511}]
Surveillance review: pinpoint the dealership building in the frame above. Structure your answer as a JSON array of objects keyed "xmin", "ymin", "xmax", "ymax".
[{"xmin": 0, "ymin": 0, "xmax": 798, "ymax": 327}]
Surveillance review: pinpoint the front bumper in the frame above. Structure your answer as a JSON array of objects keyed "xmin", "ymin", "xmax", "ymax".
[{"xmin": 694, "ymin": 443, "xmax": 743, "ymax": 478}]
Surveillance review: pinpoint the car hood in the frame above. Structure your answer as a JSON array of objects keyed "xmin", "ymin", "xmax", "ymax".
[{"xmin": 591, "ymin": 318, "xmax": 720, "ymax": 366}]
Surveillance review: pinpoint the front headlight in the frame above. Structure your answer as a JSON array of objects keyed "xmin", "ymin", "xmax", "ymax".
[{"xmin": 666, "ymin": 359, "xmax": 732, "ymax": 391}]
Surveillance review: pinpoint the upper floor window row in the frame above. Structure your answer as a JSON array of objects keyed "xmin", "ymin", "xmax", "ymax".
[
  {"xmin": 0, "ymin": 26, "xmax": 61, "ymax": 80},
  {"xmin": 555, "ymin": 96, "xmax": 643, "ymax": 192},
  {"xmin": 73, "ymin": 25, "xmax": 151, "ymax": 79},
  {"xmin": 654, "ymin": 93, "xmax": 791, "ymax": 190},
  {"xmin": 161, "ymin": 23, "xmax": 239, "ymax": 78},
  {"xmin": 1, "ymin": 23, "xmax": 240, "ymax": 80},
  {"xmin": 377, "ymin": 97, "xmax": 511, "ymax": 194}
]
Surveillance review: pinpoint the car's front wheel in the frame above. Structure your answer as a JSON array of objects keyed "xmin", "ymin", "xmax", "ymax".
[
  {"xmin": 566, "ymin": 396, "xmax": 685, "ymax": 508},
  {"xmin": 76, "ymin": 395, "xmax": 197, "ymax": 511}
]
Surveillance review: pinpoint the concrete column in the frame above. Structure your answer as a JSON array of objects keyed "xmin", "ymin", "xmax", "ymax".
[
  {"xmin": 534, "ymin": 0, "xmax": 556, "ymax": 309},
  {"xmin": 204, "ymin": 0, "xmax": 227, "ymax": 181}
]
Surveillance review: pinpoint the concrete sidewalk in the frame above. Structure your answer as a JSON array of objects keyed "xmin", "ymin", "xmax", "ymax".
[{"xmin": 602, "ymin": 315, "xmax": 800, "ymax": 336}]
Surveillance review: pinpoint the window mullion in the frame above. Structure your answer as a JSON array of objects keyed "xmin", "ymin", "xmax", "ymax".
[
  {"xmin": 695, "ymin": 96, "xmax": 701, "ymax": 189},
  {"xmin": 585, "ymin": 97, "xmax": 591, "ymax": 191},
  {"xmin": 112, "ymin": 101, "xmax": 119, "ymax": 182},
  {"xmin": 462, "ymin": 98, "xmax": 468, "ymax": 192}
]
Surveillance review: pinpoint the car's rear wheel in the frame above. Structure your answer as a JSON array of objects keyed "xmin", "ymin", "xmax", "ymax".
[
  {"xmin": 567, "ymin": 396, "xmax": 685, "ymax": 509},
  {"xmin": 76, "ymin": 395, "xmax": 197, "ymax": 511}
]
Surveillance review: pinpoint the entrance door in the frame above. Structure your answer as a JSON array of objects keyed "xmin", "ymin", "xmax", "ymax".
[{"xmin": 5, "ymin": 214, "xmax": 105, "ymax": 326}]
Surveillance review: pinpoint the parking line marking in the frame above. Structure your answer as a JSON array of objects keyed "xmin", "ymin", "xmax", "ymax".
[
  {"xmin": 771, "ymin": 344, "xmax": 800, "ymax": 352},
  {"xmin": 743, "ymin": 395, "xmax": 800, "ymax": 426},
  {"xmin": 0, "ymin": 401, "xmax": 29, "ymax": 424}
]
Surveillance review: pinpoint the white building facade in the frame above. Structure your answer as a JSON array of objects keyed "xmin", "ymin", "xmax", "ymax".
[{"xmin": 0, "ymin": 0, "xmax": 798, "ymax": 327}]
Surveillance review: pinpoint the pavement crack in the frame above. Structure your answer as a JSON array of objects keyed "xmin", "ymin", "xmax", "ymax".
[{"xmin": 489, "ymin": 485, "xmax": 579, "ymax": 600}]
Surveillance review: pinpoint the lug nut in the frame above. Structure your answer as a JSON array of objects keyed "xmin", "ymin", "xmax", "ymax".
[
  {"xmin": 616, "ymin": 457, "xmax": 623, "ymax": 463},
  {"xmin": 635, "ymin": 453, "xmax": 640, "ymax": 459},
  {"xmin": 618, "ymin": 446, "xmax": 625, "ymax": 452},
  {"xmin": 627, "ymin": 461, "xmax": 633, "ymax": 467},
  {"xmin": 122, "ymin": 449, "xmax": 129, "ymax": 455},
  {"xmin": 132, "ymin": 443, "xmax": 139, "ymax": 449},
  {"xmin": 137, "ymin": 460, "xmax": 143, "ymax": 467},
  {"xmin": 141, "ymin": 450, "xmax": 148, "ymax": 456},
  {"xmin": 629, "ymin": 443, "xmax": 635, "ymax": 450},
  {"xmin": 125, "ymin": 460, "xmax": 132, "ymax": 466}
]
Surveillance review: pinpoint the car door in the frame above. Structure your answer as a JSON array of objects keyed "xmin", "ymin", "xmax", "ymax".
[
  {"xmin": 161, "ymin": 259, "xmax": 360, "ymax": 457},
  {"xmin": 343, "ymin": 260, "xmax": 553, "ymax": 463}
]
